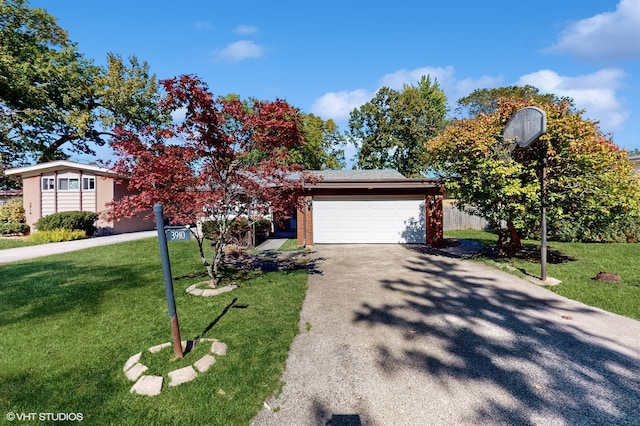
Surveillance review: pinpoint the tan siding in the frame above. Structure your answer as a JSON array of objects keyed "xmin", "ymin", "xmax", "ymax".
[
  {"xmin": 22, "ymin": 176, "xmax": 41, "ymax": 231},
  {"xmin": 81, "ymin": 191, "xmax": 96, "ymax": 212},
  {"xmin": 96, "ymin": 176, "xmax": 115, "ymax": 229}
]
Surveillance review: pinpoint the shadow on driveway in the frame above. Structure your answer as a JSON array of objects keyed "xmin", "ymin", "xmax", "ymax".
[{"xmin": 253, "ymin": 244, "xmax": 640, "ymax": 425}]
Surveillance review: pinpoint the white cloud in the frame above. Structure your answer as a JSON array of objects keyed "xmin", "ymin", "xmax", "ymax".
[
  {"xmin": 379, "ymin": 66, "xmax": 456, "ymax": 90},
  {"xmin": 378, "ymin": 66, "xmax": 504, "ymax": 102},
  {"xmin": 310, "ymin": 89, "xmax": 373, "ymax": 121},
  {"xmin": 518, "ymin": 68, "xmax": 629, "ymax": 129},
  {"xmin": 310, "ymin": 65, "xmax": 630, "ymax": 132},
  {"xmin": 543, "ymin": 0, "xmax": 640, "ymax": 61},
  {"xmin": 215, "ymin": 40, "xmax": 265, "ymax": 62},
  {"xmin": 235, "ymin": 25, "xmax": 259, "ymax": 35},
  {"xmin": 310, "ymin": 66, "xmax": 504, "ymax": 122}
]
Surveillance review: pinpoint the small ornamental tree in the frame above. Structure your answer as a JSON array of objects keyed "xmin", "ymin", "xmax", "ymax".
[
  {"xmin": 430, "ymin": 98, "xmax": 640, "ymax": 253},
  {"xmin": 106, "ymin": 75, "xmax": 309, "ymax": 286}
]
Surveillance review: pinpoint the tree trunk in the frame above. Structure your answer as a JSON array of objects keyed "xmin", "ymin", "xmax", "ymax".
[
  {"xmin": 192, "ymin": 230, "xmax": 210, "ymax": 267},
  {"xmin": 208, "ymin": 237, "xmax": 227, "ymax": 288},
  {"xmin": 504, "ymin": 222, "xmax": 522, "ymax": 257},
  {"xmin": 495, "ymin": 221, "xmax": 522, "ymax": 256}
]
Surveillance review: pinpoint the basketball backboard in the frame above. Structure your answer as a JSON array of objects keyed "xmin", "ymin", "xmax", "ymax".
[{"xmin": 503, "ymin": 106, "xmax": 547, "ymax": 148}]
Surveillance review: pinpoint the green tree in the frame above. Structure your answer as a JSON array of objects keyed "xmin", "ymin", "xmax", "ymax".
[
  {"xmin": 349, "ymin": 76, "xmax": 448, "ymax": 177},
  {"xmin": 430, "ymin": 98, "xmax": 640, "ymax": 253},
  {"xmin": 0, "ymin": 0, "xmax": 166, "ymax": 175},
  {"xmin": 292, "ymin": 113, "xmax": 345, "ymax": 169},
  {"xmin": 456, "ymin": 85, "xmax": 566, "ymax": 118}
]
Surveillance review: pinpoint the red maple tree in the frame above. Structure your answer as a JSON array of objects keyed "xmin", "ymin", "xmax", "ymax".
[{"xmin": 105, "ymin": 75, "xmax": 308, "ymax": 286}]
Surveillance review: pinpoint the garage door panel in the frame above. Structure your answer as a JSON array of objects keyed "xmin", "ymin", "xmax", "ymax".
[{"xmin": 313, "ymin": 196, "xmax": 425, "ymax": 244}]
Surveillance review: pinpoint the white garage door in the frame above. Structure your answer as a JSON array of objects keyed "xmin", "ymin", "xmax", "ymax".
[{"xmin": 313, "ymin": 195, "xmax": 426, "ymax": 244}]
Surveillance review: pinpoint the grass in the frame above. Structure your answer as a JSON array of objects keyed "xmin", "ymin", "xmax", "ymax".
[
  {"xmin": 277, "ymin": 239, "xmax": 304, "ymax": 252},
  {"xmin": 445, "ymin": 229, "xmax": 640, "ymax": 320},
  {"xmin": 0, "ymin": 236, "xmax": 38, "ymax": 249},
  {"xmin": 0, "ymin": 237, "xmax": 308, "ymax": 425}
]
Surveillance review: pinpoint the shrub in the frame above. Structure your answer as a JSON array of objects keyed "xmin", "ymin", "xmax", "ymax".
[
  {"xmin": 35, "ymin": 211, "xmax": 99, "ymax": 235},
  {"xmin": 548, "ymin": 213, "xmax": 640, "ymax": 243},
  {"xmin": 254, "ymin": 218, "xmax": 272, "ymax": 239},
  {"xmin": 202, "ymin": 217, "xmax": 272, "ymax": 242},
  {"xmin": 0, "ymin": 199, "xmax": 25, "ymax": 223},
  {"xmin": 0, "ymin": 222, "xmax": 30, "ymax": 235},
  {"xmin": 29, "ymin": 229, "xmax": 87, "ymax": 243}
]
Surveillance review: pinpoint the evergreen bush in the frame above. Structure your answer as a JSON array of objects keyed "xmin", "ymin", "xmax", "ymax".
[{"xmin": 35, "ymin": 211, "xmax": 99, "ymax": 235}]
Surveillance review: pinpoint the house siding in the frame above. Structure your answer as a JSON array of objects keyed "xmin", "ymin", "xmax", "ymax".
[
  {"xmin": 6, "ymin": 161, "xmax": 155, "ymax": 235},
  {"xmin": 22, "ymin": 176, "xmax": 41, "ymax": 230},
  {"xmin": 96, "ymin": 175, "xmax": 115, "ymax": 230}
]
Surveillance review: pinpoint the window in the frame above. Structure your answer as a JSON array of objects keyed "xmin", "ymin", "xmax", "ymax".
[
  {"xmin": 58, "ymin": 178, "xmax": 79, "ymax": 191},
  {"xmin": 82, "ymin": 177, "xmax": 95, "ymax": 190},
  {"xmin": 42, "ymin": 177, "xmax": 55, "ymax": 191}
]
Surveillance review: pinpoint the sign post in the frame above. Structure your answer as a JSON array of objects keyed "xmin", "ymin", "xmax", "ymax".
[
  {"xmin": 503, "ymin": 106, "xmax": 548, "ymax": 281},
  {"xmin": 153, "ymin": 203, "xmax": 184, "ymax": 358}
]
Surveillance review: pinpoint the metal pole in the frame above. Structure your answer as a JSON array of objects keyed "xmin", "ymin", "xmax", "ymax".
[
  {"xmin": 540, "ymin": 146, "xmax": 547, "ymax": 282},
  {"xmin": 153, "ymin": 203, "xmax": 184, "ymax": 358}
]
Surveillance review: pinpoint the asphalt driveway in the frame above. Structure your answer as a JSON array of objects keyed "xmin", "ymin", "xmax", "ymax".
[{"xmin": 252, "ymin": 244, "xmax": 640, "ymax": 426}]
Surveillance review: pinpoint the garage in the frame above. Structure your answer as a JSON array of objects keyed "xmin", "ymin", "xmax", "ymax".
[
  {"xmin": 296, "ymin": 170, "xmax": 444, "ymax": 246},
  {"xmin": 312, "ymin": 195, "xmax": 426, "ymax": 244}
]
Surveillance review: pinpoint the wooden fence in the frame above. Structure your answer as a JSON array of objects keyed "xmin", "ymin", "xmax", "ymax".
[{"xmin": 443, "ymin": 205, "xmax": 489, "ymax": 231}]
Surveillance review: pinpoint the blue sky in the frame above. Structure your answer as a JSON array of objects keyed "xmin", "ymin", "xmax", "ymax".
[{"xmin": 31, "ymin": 0, "xmax": 640, "ymax": 163}]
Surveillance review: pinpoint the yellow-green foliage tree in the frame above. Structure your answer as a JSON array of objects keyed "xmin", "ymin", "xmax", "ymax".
[
  {"xmin": 430, "ymin": 98, "xmax": 640, "ymax": 253},
  {"xmin": 292, "ymin": 113, "xmax": 346, "ymax": 170},
  {"xmin": 0, "ymin": 197, "xmax": 24, "ymax": 223}
]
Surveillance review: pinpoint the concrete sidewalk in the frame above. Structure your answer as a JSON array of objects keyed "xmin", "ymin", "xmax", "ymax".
[
  {"xmin": 255, "ymin": 238, "xmax": 287, "ymax": 251},
  {"xmin": 0, "ymin": 230, "xmax": 158, "ymax": 264}
]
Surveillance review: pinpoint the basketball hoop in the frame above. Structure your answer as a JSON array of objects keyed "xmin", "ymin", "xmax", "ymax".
[
  {"xmin": 503, "ymin": 106, "xmax": 547, "ymax": 148},
  {"xmin": 503, "ymin": 107, "xmax": 549, "ymax": 281}
]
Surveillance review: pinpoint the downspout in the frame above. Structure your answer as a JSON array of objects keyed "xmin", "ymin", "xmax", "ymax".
[
  {"xmin": 302, "ymin": 197, "xmax": 307, "ymax": 247},
  {"xmin": 54, "ymin": 171, "xmax": 58, "ymax": 213},
  {"xmin": 40, "ymin": 173, "xmax": 43, "ymax": 220},
  {"xmin": 79, "ymin": 171, "xmax": 83, "ymax": 211}
]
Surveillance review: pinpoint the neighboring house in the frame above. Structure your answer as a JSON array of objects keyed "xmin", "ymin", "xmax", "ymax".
[
  {"xmin": 297, "ymin": 170, "xmax": 443, "ymax": 245},
  {"xmin": 630, "ymin": 154, "xmax": 640, "ymax": 175},
  {"xmin": 0, "ymin": 189, "xmax": 22, "ymax": 206},
  {"xmin": 3, "ymin": 160, "xmax": 154, "ymax": 234}
]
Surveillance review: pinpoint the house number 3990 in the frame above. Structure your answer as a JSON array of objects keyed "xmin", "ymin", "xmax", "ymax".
[{"xmin": 166, "ymin": 229, "xmax": 190, "ymax": 241}]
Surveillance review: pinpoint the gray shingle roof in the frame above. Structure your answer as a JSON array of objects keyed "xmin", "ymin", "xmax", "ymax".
[{"xmin": 305, "ymin": 169, "xmax": 406, "ymax": 180}]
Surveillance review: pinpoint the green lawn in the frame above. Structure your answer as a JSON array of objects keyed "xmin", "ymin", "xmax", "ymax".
[
  {"xmin": 0, "ymin": 236, "xmax": 38, "ymax": 249},
  {"xmin": 445, "ymin": 229, "xmax": 640, "ymax": 320},
  {"xmin": 0, "ymin": 238, "xmax": 308, "ymax": 424}
]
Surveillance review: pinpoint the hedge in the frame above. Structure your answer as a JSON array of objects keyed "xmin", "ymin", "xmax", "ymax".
[
  {"xmin": 35, "ymin": 211, "xmax": 99, "ymax": 236},
  {"xmin": 0, "ymin": 222, "xmax": 30, "ymax": 235}
]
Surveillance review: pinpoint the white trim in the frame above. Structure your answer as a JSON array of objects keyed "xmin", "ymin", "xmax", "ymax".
[{"xmin": 4, "ymin": 160, "xmax": 114, "ymax": 177}]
